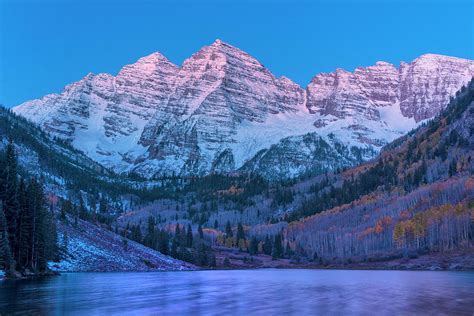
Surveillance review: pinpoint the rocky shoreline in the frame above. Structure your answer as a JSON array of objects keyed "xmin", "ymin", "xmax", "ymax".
[
  {"xmin": 3, "ymin": 249, "xmax": 473, "ymax": 278},
  {"xmin": 1, "ymin": 269, "xmax": 60, "ymax": 281},
  {"xmin": 212, "ymin": 247, "xmax": 474, "ymax": 272}
]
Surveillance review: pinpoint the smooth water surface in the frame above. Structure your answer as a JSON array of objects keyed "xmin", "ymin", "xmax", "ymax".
[{"xmin": 1, "ymin": 269, "xmax": 474, "ymax": 315}]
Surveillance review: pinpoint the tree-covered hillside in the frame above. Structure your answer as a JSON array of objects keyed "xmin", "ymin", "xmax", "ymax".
[
  {"xmin": 284, "ymin": 78, "xmax": 474, "ymax": 263},
  {"xmin": 0, "ymin": 107, "xmax": 185, "ymax": 210},
  {"xmin": 2, "ymin": 78, "xmax": 473, "ymax": 270},
  {"xmin": 0, "ymin": 129, "xmax": 193, "ymax": 276},
  {"xmin": 0, "ymin": 140, "xmax": 58, "ymax": 277},
  {"xmin": 108, "ymin": 79, "xmax": 473, "ymax": 268}
]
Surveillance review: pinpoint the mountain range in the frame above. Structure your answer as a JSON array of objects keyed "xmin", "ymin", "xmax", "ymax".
[
  {"xmin": 115, "ymin": 78, "xmax": 474, "ymax": 269},
  {"xmin": 1, "ymin": 40, "xmax": 474, "ymax": 273},
  {"xmin": 13, "ymin": 40, "xmax": 474, "ymax": 180}
]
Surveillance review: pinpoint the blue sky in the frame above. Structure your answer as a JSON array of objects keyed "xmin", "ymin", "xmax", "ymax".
[{"xmin": 1, "ymin": 0, "xmax": 472, "ymax": 107}]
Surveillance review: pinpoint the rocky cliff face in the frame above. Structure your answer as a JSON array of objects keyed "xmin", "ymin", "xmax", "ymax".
[
  {"xmin": 13, "ymin": 52, "xmax": 178, "ymax": 171},
  {"xmin": 135, "ymin": 40, "xmax": 307, "ymax": 176},
  {"xmin": 307, "ymin": 61, "xmax": 400, "ymax": 119},
  {"xmin": 307, "ymin": 54, "xmax": 474, "ymax": 122},
  {"xmin": 13, "ymin": 41, "xmax": 474, "ymax": 179},
  {"xmin": 398, "ymin": 54, "xmax": 474, "ymax": 121}
]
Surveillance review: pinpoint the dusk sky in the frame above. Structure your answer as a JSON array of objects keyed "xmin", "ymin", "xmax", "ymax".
[{"xmin": 1, "ymin": 0, "xmax": 473, "ymax": 107}]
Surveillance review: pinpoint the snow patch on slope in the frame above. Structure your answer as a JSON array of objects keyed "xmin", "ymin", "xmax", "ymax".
[
  {"xmin": 231, "ymin": 108, "xmax": 317, "ymax": 167},
  {"xmin": 378, "ymin": 102, "xmax": 419, "ymax": 132}
]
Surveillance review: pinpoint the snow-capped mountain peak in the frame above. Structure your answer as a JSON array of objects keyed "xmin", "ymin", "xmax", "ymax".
[
  {"xmin": 118, "ymin": 52, "xmax": 177, "ymax": 76},
  {"xmin": 13, "ymin": 42, "xmax": 474, "ymax": 179}
]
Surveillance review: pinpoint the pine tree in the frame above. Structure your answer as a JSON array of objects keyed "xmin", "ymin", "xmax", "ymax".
[
  {"xmin": 175, "ymin": 224, "xmax": 181, "ymax": 247},
  {"xmin": 223, "ymin": 256, "xmax": 230, "ymax": 267},
  {"xmin": 78, "ymin": 195, "xmax": 88, "ymax": 220},
  {"xmin": 249, "ymin": 236, "xmax": 258, "ymax": 255},
  {"xmin": 196, "ymin": 244, "xmax": 207, "ymax": 266},
  {"xmin": 236, "ymin": 223, "xmax": 245, "ymax": 241},
  {"xmin": 0, "ymin": 141, "xmax": 57, "ymax": 274},
  {"xmin": 209, "ymin": 253, "xmax": 217, "ymax": 268},
  {"xmin": 0, "ymin": 201, "xmax": 15, "ymax": 273},
  {"xmin": 131, "ymin": 224, "xmax": 142, "ymax": 242},
  {"xmin": 179, "ymin": 224, "xmax": 187, "ymax": 248},
  {"xmin": 1, "ymin": 139, "xmax": 20, "ymax": 263},
  {"xmin": 263, "ymin": 235, "xmax": 272, "ymax": 255},
  {"xmin": 60, "ymin": 201, "xmax": 67, "ymax": 221},
  {"xmin": 272, "ymin": 234, "xmax": 283, "ymax": 259},
  {"xmin": 448, "ymin": 160, "xmax": 457, "ymax": 177},
  {"xmin": 144, "ymin": 216, "xmax": 156, "ymax": 249},
  {"xmin": 158, "ymin": 230, "xmax": 169, "ymax": 255},
  {"xmin": 285, "ymin": 241, "xmax": 293, "ymax": 258},
  {"xmin": 186, "ymin": 224, "xmax": 193, "ymax": 247},
  {"xmin": 236, "ymin": 222, "xmax": 246, "ymax": 251},
  {"xmin": 45, "ymin": 203, "xmax": 59, "ymax": 263},
  {"xmin": 171, "ymin": 236, "xmax": 178, "ymax": 258},
  {"xmin": 29, "ymin": 178, "xmax": 53, "ymax": 271},
  {"xmin": 17, "ymin": 179, "xmax": 31, "ymax": 269},
  {"xmin": 61, "ymin": 231, "xmax": 69, "ymax": 260},
  {"xmin": 225, "ymin": 221, "xmax": 233, "ymax": 238},
  {"xmin": 99, "ymin": 197, "xmax": 107, "ymax": 214},
  {"xmin": 198, "ymin": 224, "xmax": 204, "ymax": 239}
]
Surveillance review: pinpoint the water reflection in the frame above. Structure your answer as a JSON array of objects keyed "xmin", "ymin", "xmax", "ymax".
[{"xmin": 1, "ymin": 270, "xmax": 474, "ymax": 315}]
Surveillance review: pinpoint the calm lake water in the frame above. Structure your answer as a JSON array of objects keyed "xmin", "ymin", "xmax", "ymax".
[{"xmin": 1, "ymin": 269, "xmax": 474, "ymax": 315}]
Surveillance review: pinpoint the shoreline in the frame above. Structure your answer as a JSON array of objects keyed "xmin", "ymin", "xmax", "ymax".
[
  {"xmin": 5, "ymin": 264, "xmax": 473, "ymax": 277},
  {"xmin": 3, "ymin": 249, "xmax": 473, "ymax": 278},
  {"xmin": 3, "ymin": 266, "xmax": 473, "ymax": 279},
  {"xmin": 1, "ymin": 270, "xmax": 60, "ymax": 281}
]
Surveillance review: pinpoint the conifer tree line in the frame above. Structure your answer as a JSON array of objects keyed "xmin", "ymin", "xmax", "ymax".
[
  {"xmin": 0, "ymin": 139, "xmax": 58, "ymax": 275},
  {"xmin": 121, "ymin": 216, "xmax": 294, "ymax": 266},
  {"xmin": 122, "ymin": 217, "xmax": 217, "ymax": 267}
]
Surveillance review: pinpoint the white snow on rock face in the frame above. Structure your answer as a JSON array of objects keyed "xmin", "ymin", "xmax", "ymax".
[
  {"xmin": 305, "ymin": 54, "xmax": 474, "ymax": 148},
  {"xmin": 137, "ymin": 40, "xmax": 307, "ymax": 176},
  {"xmin": 399, "ymin": 54, "xmax": 474, "ymax": 121},
  {"xmin": 13, "ymin": 41, "xmax": 474, "ymax": 179}
]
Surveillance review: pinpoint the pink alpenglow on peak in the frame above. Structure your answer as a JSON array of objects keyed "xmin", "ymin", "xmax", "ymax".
[{"xmin": 13, "ymin": 42, "xmax": 474, "ymax": 179}]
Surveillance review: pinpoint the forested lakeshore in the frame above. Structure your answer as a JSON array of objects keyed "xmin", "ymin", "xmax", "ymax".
[
  {"xmin": 1, "ymin": 79, "xmax": 473, "ymax": 274},
  {"xmin": 0, "ymin": 140, "xmax": 59, "ymax": 278},
  {"xmin": 106, "ymin": 80, "xmax": 474, "ymax": 270},
  {"xmin": 283, "ymin": 79, "xmax": 474, "ymax": 265},
  {"xmin": 285, "ymin": 178, "xmax": 474, "ymax": 264}
]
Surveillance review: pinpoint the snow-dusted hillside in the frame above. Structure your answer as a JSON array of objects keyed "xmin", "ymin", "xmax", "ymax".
[
  {"xmin": 50, "ymin": 215, "xmax": 195, "ymax": 272},
  {"xmin": 13, "ymin": 41, "xmax": 474, "ymax": 179},
  {"xmin": 0, "ymin": 107, "xmax": 114, "ymax": 197}
]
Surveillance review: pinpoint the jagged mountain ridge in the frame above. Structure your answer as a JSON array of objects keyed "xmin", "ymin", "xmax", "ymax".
[{"xmin": 13, "ymin": 40, "xmax": 474, "ymax": 179}]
